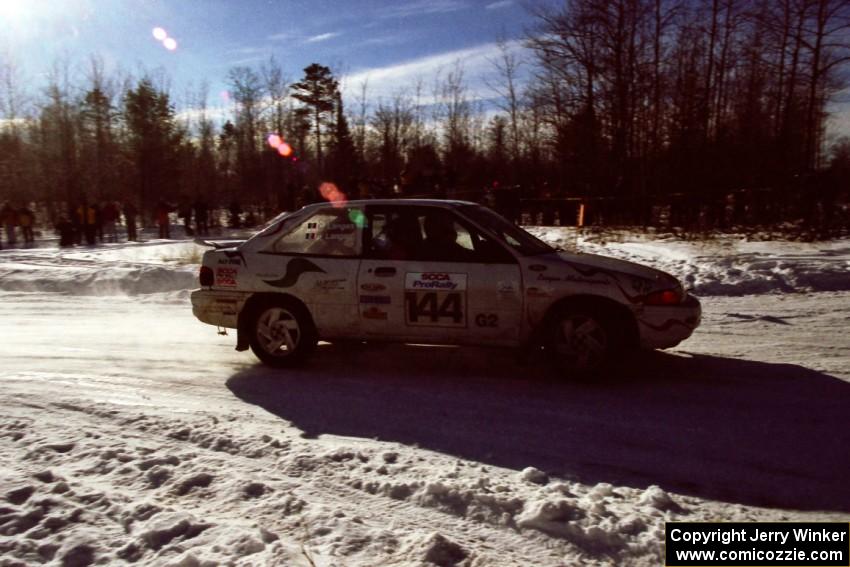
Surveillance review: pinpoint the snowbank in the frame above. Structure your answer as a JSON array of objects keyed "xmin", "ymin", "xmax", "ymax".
[
  {"xmin": 1, "ymin": 230, "xmax": 848, "ymax": 299},
  {"xmin": 530, "ymin": 228, "xmax": 850, "ymax": 296},
  {"xmin": 0, "ymin": 241, "xmax": 202, "ymax": 298}
]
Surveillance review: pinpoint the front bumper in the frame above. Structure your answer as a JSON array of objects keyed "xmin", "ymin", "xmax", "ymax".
[
  {"xmin": 190, "ymin": 289, "xmax": 248, "ymax": 328},
  {"xmin": 636, "ymin": 294, "xmax": 701, "ymax": 349}
]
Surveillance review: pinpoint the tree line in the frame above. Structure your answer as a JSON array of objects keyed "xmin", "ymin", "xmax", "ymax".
[{"xmin": 1, "ymin": 0, "xmax": 849, "ymax": 232}]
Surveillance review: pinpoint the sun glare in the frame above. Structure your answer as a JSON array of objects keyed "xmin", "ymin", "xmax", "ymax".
[{"xmin": 0, "ymin": 0, "xmax": 28, "ymax": 23}]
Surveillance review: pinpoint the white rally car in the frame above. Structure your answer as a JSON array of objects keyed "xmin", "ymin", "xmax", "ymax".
[{"xmin": 191, "ymin": 199, "xmax": 700, "ymax": 372}]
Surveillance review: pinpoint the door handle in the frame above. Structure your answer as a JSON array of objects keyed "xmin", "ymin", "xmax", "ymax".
[{"xmin": 374, "ymin": 267, "xmax": 397, "ymax": 277}]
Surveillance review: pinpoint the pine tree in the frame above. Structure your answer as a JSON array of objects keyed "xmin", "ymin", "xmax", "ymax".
[
  {"xmin": 124, "ymin": 78, "xmax": 178, "ymax": 211},
  {"xmin": 290, "ymin": 64, "xmax": 338, "ymax": 173}
]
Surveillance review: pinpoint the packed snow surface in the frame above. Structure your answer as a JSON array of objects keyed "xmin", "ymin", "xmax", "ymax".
[{"xmin": 1, "ymin": 230, "xmax": 848, "ymax": 566}]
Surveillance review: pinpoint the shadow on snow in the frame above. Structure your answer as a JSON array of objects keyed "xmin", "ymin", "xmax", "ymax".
[{"xmin": 226, "ymin": 344, "xmax": 850, "ymax": 512}]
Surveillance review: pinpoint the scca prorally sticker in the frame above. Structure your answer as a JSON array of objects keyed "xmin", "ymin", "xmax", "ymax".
[
  {"xmin": 404, "ymin": 272, "xmax": 468, "ymax": 291},
  {"xmin": 215, "ymin": 267, "xmax": 238, "ymax": 287},
  {"xmin": 404, "ymin": 272, "xmax": 467, "ymax": 327}
]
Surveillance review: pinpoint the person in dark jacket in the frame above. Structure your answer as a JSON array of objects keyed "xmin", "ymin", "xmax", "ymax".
[
  {"xmin": 193, "ymin": 199, "xmax": 209, "ymax": 236},
  {"xmin": 56, "ymin": 216, "xmax": 75, "ymax": 247},
  {"xmin": 1, "ymin": 202, "xmax": 18, "ymax": 246},
  {"xmin": 18, "ymin": 206, "xmax": 35, "ymax": 244},
  {"xmin": 155, "ymin": 200, "xmax": 172, "ymax": 239},
  {"xmin": 178, "ymin": 198, "xmax": 194, "ymax": 236},
  {"xmin": 123, "ymin": 201, "xmax": 138, "ymax": 241},
  {"xmin": 102, "ymin": 201, "xmax": 118, "ymax": 243}
]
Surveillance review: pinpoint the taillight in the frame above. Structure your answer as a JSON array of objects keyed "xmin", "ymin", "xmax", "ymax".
[
  {"xmin": 199, "ymin": 265, "xmax": 214, "ymax": 287},
  {"xmin": 642, "ymin": 289, "xmax": 681, "ymax": 305}
]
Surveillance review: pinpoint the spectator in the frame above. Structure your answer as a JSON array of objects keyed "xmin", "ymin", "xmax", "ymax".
[
  {"xmin": 155, "ymin": 200, "xmax": 172, "ymax": 239},
  {"xmin": 2, "ymin": 202, "xmax": 19, "ymax": 246},
  {"xmin": 18, "ymin": 205, "xmax": 35, "ymax": 244},
  {"xmin": 178, "ymin": 197, "xmax": 194, "ymax": 236},
  {"xmin": 56, "ymin": 216, "xmax": 75, "ymax": 247},
  {"xmin": 92, "ymin": 202, "xmax": 103, "ymax": 242},
  {"xmin": 83, "ymin": 202, "xmax": 97, "ymax": 245},
  {"xmin": 73, "ymin": 200, "xmax": 85, "ymax": 244},
  {"xmin": 228, "ymin": 200, "xmax": 242, "ymax": 228},
  {"xmin": 102, "ymin": 201, "xmax": 119, "ymax": 243},
  {"xmin": 193, "ymin": 199, "xmax": 209, "ymax": 236},
  {"xmin": 123, "ymin": 200, "xmax": 138, "ymax": 241}
]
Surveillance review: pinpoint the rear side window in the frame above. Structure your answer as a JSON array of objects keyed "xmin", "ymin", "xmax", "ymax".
[{"xmin": 270, "ymin": 207, "xmax": 363, "ymax": 256}]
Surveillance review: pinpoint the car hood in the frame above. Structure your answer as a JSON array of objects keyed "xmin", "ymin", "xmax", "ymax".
[{"xmin": 554, "ymin": 251, "xmax": 675, "ymax": 283}]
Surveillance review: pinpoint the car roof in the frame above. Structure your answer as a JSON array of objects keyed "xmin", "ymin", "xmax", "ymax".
[{"xmin": 300, "ymin": 198, "xmax": 477, "ymax": 211}]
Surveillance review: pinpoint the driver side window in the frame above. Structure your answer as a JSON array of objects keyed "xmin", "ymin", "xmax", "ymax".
[{"xmin": 367, "ymin": 207, "xmax": 515, "ymax": 263}]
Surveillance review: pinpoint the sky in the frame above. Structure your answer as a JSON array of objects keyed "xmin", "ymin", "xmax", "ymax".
[
  {"xmin": 1, "ymin": 0, "xmax": 848, "ymax": 139},
  {"xmin": 0, "ymin": 0, "xmax": 535, "ymax": 112}
]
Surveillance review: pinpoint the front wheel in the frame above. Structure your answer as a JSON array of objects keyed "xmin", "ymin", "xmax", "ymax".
[
  {"xmin": 547, "ymin": 309, "xmax": 613, "ymax": 376},
  {"xmin": 249, "ymin": 300, "xmax": 316, "ymax": 367}
]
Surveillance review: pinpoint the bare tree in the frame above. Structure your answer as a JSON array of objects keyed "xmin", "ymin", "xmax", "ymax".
[
  {"xmin": 486, "ymin": 36, "xmax": 525, "ymax": 161},
  {"xmin": 371, "ymin": 92, "xmax": 415, "ymax": 184},
  {"xmin": 802, "ymin": 0, "xmax": 850, "ymax": 168},
  {"xmin": 227, "ymin": 66, "xmax": 264, "ymax": 197}
]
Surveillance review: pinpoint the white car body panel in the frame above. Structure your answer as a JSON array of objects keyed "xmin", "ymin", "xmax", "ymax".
[{"xmin": 191, "ymin": 199, "xmax": 700, "ymax": 352}]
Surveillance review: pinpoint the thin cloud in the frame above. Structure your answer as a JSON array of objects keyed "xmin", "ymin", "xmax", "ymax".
[
  {"xmin": 268, "ymin": 32, "xmax": 295, "ymax": 42},
  {"xmin": 486, "ymin": 0, "xmax": 513, "ymax": 9},
  {"xmin": 342, "ymin": 40, "xmax": 528, "ymax": 102},
  {"xmin": 360, "ymin": 34, "xmax": 410, "ymax": 47},
  {"xmin": 233, "ymin": 46, "xmax": 269, "ymax": 55},
  {"xmin": 379, "ymin": 0, "xmax": 467, "ymax": 19},
  {"xmin": 228, "ymin": 55, "xmax": 268, "ymax": 66},
  {"xmin": 306, "ymin": 32, "xmax": 340, "ymax": 43}
]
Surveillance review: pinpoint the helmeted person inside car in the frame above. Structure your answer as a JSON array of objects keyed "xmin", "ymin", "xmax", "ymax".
[
  {"xmin": 420, "ymin": 212, "xmax": 474, "ymax": 262},
  {"xmin": 373, "ymin": 214, "xmax": 420, "ymax": 260}
]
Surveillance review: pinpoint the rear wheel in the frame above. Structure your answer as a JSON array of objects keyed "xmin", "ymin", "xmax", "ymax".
[
  {"xmin": 548, "ymin": 309, "xmax": 613, "ymax": 375},
  {"xmin": 249, "ymin": 300, "xmax": 316, "ymax": 367}
]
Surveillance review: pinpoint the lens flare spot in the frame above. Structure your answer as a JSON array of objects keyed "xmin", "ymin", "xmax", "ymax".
[
  {"xmin": 163, "ymin": 37, "xmax": 178, "ymax": 51},
  {"xmin": 277, "ymin": 142, "xmax": 292, "ymax": 157},
  {"xmin": 152, "ymin": 27, "xmax": 167, "ymax": 41},
  {"xmin": 348, "ymin": 208, "xmax": 366, "ymax": 227},
  {"xmin": 267, "ymin": 134, "xmax": 282, "ymax": 149},
  {"xmin": 319, "ymin": 182, "xmax": 346, "ymax": 207}
]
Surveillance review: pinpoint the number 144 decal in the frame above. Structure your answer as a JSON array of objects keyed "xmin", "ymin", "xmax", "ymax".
[{"xmin": 404, "ymin": 291, "xmax": 465, "ymax": 327}]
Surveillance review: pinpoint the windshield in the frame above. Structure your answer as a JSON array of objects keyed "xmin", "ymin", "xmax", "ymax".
[{"xmin": 458, "ymin": 205, "xmax": 554, "ymax": 256}]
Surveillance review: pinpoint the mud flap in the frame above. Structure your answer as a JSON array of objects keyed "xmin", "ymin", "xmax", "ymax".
[
  {"xmin": 236, "ymin": 320, "xmax": 251, "ymax": 352},
  {"xmin": 235, "ymin": 326, "xmax": 250, "ymax": 351}
]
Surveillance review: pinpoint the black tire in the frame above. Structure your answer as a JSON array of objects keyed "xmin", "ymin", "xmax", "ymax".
[
  {"xmin": 248, "ymin": 299, "xmax": 317, "ymax": 367},
  {"xmin": 546, "ymin": 308, "xmax": 615, "ymax": 376}
]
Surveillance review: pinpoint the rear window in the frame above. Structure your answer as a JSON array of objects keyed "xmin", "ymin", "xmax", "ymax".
[{"xmin": 268, "ymin": 207, "xmax": 363, "ymax": 257}]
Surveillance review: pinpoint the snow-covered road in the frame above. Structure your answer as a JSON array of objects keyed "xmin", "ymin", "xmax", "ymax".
[{"xmin": 1, "ymin": 236, "xmax": 849, "ymax": 566}]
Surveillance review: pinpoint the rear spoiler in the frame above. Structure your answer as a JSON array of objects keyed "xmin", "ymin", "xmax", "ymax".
[{"xmin": 194, "ymin": 239, "xmax": 246, "ymax": 249}]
